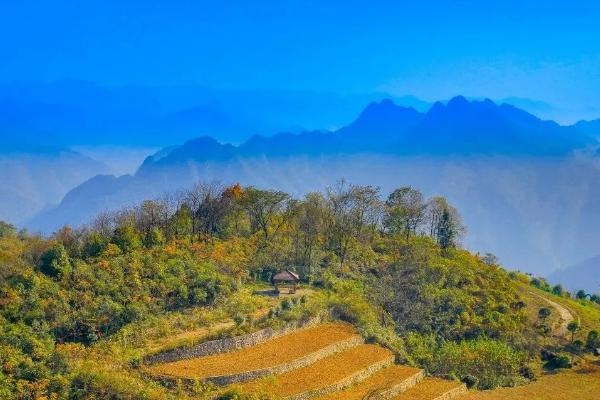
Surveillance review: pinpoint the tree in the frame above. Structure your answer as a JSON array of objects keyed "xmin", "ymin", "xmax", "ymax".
[
  {"xmin": 40, "ymin": 243, "xmax": 71, "ymax": 278},
  {"xmin": 384, "ymin": 186, "xmax": 426, "ymax": 241},
  {"xmin": 552, "ymin": 284, "xmax": 564, "ymax": 296},
  {"xmin": 576, "ymin": 290, "xmax": 588, "ymax": 300},
  {"xmin": 144, "ymin": 227, "xmax": 164, "ymax": 248},
  {"xmin": 0, "ymin": 221, "xmax": 16, "ymax": 237},
  {"xmin": 112, "ymin": 225, "xmax": 142, "ymax": 253},
  {"xmin": 240, "ymin": 187, "xmax": 289, "ymax": 239},
  {"xmin": 294, "ymin": 192, "xmax": 328, "ymax": 279},
  {"xmin": 586, "ymin": 330, "xmax": 600, "ymax": 351},
  {"xmin": 481, "ymin": 253, "xmax": 499, "ymax": 266},
  {"xmin": 426, "ymin": 197, "xmax": 465, "ymax": 249},
  {"xmin": 567, "ymin": 321, "xmax": 580, "ymax": 343},
  {"xmin": 172, "ymin": 203, "xmax": 193, "ymax": 239},
  {"xmin": 82, "ymin": 231, "xmax": 106, "ymax": 258},
  {"xmin": 437, "ymin": 209, "xmax": 456, "ymax": 250},
  {"xmin": 590, "ymin": 294, "xmax": 600, "ymax": 305},
  {"xmin": 538, "ymin": 307, "xmax": 551, "ymax": 322},
  {"xmin": 325, "ymin": 181, "xmax": 382, "ymax": 268}
]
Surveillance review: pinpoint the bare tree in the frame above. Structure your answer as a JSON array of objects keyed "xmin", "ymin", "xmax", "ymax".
[
  {"xmin": 384, "ymin": 186, "xmax": 426, "ymax": 241},
  {"xmin": 426, "ymin": 196, "xmax": 465, "ymax": 246},
  {"xmin": 326, "ymin": 180, "xmax": 382, "ymax": 268}
]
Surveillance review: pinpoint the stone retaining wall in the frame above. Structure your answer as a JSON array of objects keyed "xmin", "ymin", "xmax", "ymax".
[
  {"xmin": 287, "ymin": 354, "xmax": 395, "ymax": 400},
  {"xmin": 434, "ymin": 384, "xmax": 468, "ymax": 400},
  {"xmin": 370, "ymin": 369, "xmax": 425, "ymax": 400},
  {"xmin": 153, "ymin": 334, "xmax": 364, "ymax": 386},
  {"xmin": 144, "ymin": 315, "xmax": 324, "ymax": 365}
]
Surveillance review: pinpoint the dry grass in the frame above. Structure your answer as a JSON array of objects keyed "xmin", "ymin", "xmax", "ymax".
[
  {"xmin": 463, "ymin": 360, "xmax": 600, "ymax": 400},
  {"xmin": 515, "ymin": 285, "xmax": 562, "ymax": 335},
  {"xmin": 239, "ymin": 344, "xmax": 394, "ymax": 398},
  {"xmin": 316, "ymin": 365, "xmax": 422, "ymax": 400},
  {"xmin": 392, "ymin": 377, "xmax": 464, "ymax": 400},
  {"xmin": 148, "ymin": 322, "xmax": 359, "ymax": 379}
]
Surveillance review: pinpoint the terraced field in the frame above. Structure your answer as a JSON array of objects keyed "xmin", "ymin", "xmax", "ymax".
[
  {"xmin": 147, "ymin": 322, "xmax": 361, "ymax": 381},
  {"xmin": 147, "ymin": 321, "xmax": 466, "ymax": 399},
  {"xmin": 393, "ymin": 377, "xmax": 467, "ymax": 400},
  {"xmin": 315, "ymin": 365, "xmax": 424, "ymax": 400},
  {"xmin": 238, "ymin": 344, "xmax": 395, "ymax": 398}
]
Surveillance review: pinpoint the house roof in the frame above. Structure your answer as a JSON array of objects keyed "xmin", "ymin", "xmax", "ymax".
[{"xmin": 273, "ymin": 269, "xmax": 300, "ymax": 281}]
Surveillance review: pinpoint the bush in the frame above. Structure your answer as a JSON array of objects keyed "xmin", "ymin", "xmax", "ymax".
[
  {"xmin": 546, "ymin": 355, "xmax": 572, "ymax": 369},
  {"xmin": 586, "ymin": 330, "xmax": 600, "ymax": 351},
  {"xmin": 461, "ymin": 374, "xmax": 479, "ymax": 388},
  {"xmin": 432, "ymin": 339, "xmax": 527, "ymax": 389}
]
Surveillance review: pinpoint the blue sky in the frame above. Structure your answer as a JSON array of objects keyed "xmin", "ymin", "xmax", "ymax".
[{"xmin": 2, "ymin": 0, "xmax": 600, "ymax": 121}]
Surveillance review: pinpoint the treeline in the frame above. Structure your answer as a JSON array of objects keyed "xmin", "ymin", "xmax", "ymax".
[{"xmin": 49, "ymin": 181, "xmax": 464, "ymax": 276}]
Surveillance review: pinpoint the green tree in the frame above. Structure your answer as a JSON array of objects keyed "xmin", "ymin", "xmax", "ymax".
[
  {"xmin": 39, "ymin": 243, "xmax": 71, "ymax": 278},
  {"xmin": 82, "ymin": 231, "xmax": 106, "ymax": 258},
  {"xmin": 576, "ymin": 289, "xmax": 588, "ymax": 300},
  {"xmin": 0, "ymin": 221, "xmax": 16, "ymax": 237},
  {"xmin": 144, "ymin": 227, "xmax": 164, "ymax": 248},
  {"xmin": 586, "ymin": 330, "xmax": 600, "ymax": 351},
  {"xmin": 437, "ymin": 208, "xmax": 456, "ymax": 250},
  {"xmin": 538, "ymin": 307, "xmax": 551, "ymax": 322},
  {"xmin": 112, "ymin": 225, "xmax": 142, "ymax": 253},
  {"xmin": 384, "ymin": 186, "xmax": 426, "ymax": 241},
  {"xmin": 240, "ymin": 187, "xmax": 289, "ymax": 239},
  {"xmin": 552, "ymin": 284, "xmax": 564, "ymax": 296},
  {"xmin": 567, "ymin": 321, "xmax": 580, "ymax": 343}
]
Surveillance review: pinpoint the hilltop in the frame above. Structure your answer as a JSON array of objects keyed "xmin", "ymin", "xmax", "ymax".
[{"xmin": 3, "ymin": 181, "xmax": 600, "ymax": 399}]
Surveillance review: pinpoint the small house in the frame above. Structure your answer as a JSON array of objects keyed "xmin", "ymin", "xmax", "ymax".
[{"xmin": 272, "ymin": 269, "xmax": 300, "ymax": 294}]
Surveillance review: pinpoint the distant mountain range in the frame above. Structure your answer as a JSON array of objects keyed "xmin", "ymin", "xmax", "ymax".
[
  {"xmin": 0, "ymin": 80, "xmax": 436, "ymax": 147},
  {"xmin": 0, "ymin": 148, "xmax": 109, "ymax": 225},
  {"xmin": 23, "ymin": 96, "xmax": 600, "ymax": 282}
]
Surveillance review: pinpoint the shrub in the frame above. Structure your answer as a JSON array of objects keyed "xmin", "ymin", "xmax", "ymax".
[
  {"xmin": 586, "ymin": 330, "xmax": 600, "ymax": 351},
  {"xmin": 233, "ymin": 313, "xmax": 245, "ymax": 326},
  {"xmin": 432, "ymin": 339, "xmax": 527, "ymax": 389},
  {"xmin": 545, "ymin": 354, "xmax": 572, "ymax": 369}
]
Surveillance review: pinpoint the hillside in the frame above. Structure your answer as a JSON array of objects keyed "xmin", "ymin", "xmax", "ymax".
[{"xmin": 4, "ymin": 181, "xmax": 600, "ymax": 399}]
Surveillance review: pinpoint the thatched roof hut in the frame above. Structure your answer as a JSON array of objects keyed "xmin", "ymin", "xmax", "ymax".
[{"xmin": 273, "ymin": 270, "xmax": 300, "ymax": 293}]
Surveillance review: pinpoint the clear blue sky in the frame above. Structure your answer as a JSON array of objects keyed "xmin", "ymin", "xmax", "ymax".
[{"xmin": 2, "ymin": 0, "xmax": 600, "ymax": 121}]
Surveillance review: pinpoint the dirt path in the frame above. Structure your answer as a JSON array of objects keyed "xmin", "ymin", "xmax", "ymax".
[{"xmin": 531, "ymin": 292, "xmax": 575, "ymax": 338}]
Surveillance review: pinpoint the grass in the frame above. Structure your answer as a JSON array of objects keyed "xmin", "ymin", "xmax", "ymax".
[
  {"xmin": 391, "ymin": 377, "xmax": 465, "ymax": 400},
  {"xmin": 515, "ymin": 285, "xmax": 561, "ymax": 333},
  {"xmin": 237, "ymin": 344, "xmax": 394, "ymax": 398},
  {"xmin": 316, "ymin": 365, "xmax": 423, "ymax": 400},
  {"xmin": 463, "ymin": 359, "xmax": 600, "ymax": 400},
  {"xmin": 520, "ymin": 283, "xmax": 600, "ymax": 339},
  {"xmin": 549, "ymin": 294, "xmax": 600, "ymax": 334},
  {"xmin": 147, "ymin": 322, "xmax": 360, "ymax": 379}
]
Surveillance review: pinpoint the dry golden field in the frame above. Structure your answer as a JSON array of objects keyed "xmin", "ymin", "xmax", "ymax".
[
  {"xmin": 316, "ymin": 365, "xmax": 423, "ymax": 400},
  {"xmin": 463, "ymin": 360, "xmax": 600, "ymax": 400},
  {"xmin": 391, "ymin": 377, "xmax": 465, "ymax": 400},
  {"xmin": 238, "ymin": 344, "xmax": 394, "ymax": 398},
  {"xmin": 147, "ymin": 322, "xmax": 359, "ymax": 379}
]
